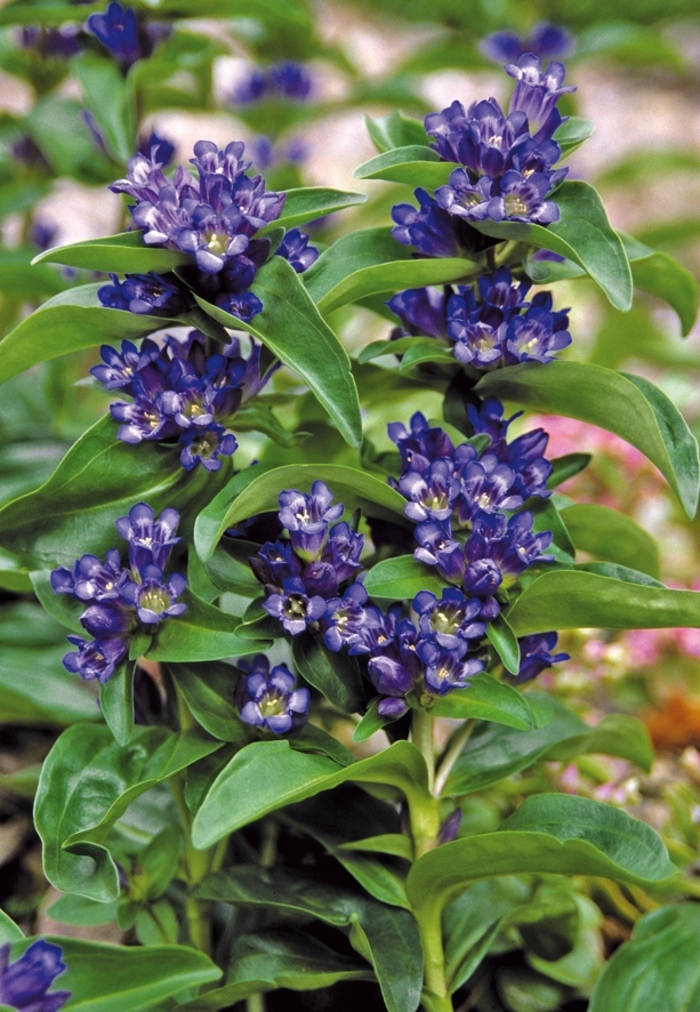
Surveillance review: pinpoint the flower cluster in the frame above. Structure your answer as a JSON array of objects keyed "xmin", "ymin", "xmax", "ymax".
[
  {"xmin": 235, "ymin": 654, "xmax": 310, "ymax": 734},
  {"xmin": 0, "ymin": 940, "xmax": 70, "ymax": 1012},
  {"xmin": 51, "ymin": 503, "xmax": 186, "ymax": 683},
  {"xmin": 233, "ymin": 61, "xmax": 313, "ymax": 104},
  {"xmin": 19, "ymin": 24, "xmax": 81, "ymax": 60},
  {"xmin": 91, "ymin": 330, "xmax": 275, "ymax": 471},
  {"xmin": 480, "ymin": 23, "xmax": 575, "ymax": 64},
  {"xmin": 86, "ymin": 2, "xmax": 170, "ymax": 69},
  {"xmin": 392, "ymin": 54, "xmax": 575, "ymax": 255},
  {"xmin": 250, "ymin": 481, "xmax": 364, "ymax": 638},
  {"xmin": 388, "ymin": 267, "xmax": 571, "ymax": 367}
]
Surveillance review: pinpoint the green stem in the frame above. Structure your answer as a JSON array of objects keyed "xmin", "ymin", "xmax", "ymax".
[
  {"xmin": 412, "ymin": 708, "xmax": 436, "ymax": 793},
  {"xmin": 246, "ymin": 995, "xmax": 266, "ymax": 1012},
  {"xmin": 434, "ymin": 720, "xmax": 476, "ymax": 798},
  {"xmin": 419, "ymin": 908, "xmax": 453, "ymax": 1011}
]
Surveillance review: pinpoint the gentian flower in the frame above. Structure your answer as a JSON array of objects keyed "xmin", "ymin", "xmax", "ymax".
[
  {"xmin": 387, "ymin": 287, "xmax": 450, "ymax": 340},
  {"xmin": 276, "ymin": 229, "xmax": 319, "ymax": 273},
  {"xmin": 324, "ymin": 582, "xmax": 380, "ymax": 653},
  {"xmin": 238, "ymin": 656, "xmax": 310, "ymax": 734},
  {"xmin": 418, "ymin": 638, "xmax": 484, "ymax": 695},
  {"xmin": 0, "ymin": 939, "xmax": 70, "ymax": 1011},
  {"xmin": 19, "ymin": 25, "xmax": 81, "ymax": 59},
  {"xmin": 97, "ymin": 272, "xmax": 191, "ymax": 316},
  {"xmin": 62, "ymin": 635, "xmax": 129, "ymax": 684},
  {"xmin": 481, "ymin": 24, "xmax": 575, "ymax": 63},
  {"xmin": 391, "ymin": 188, "xmax": 479, "ymax": 258},
  {"xmin": 263, "ymin": 577, "xmax": 328, "ymax": 635},
  {"xmin": 413, "ymin": 588, "xmax": 485, "ymax": 649},
  {"xmin": 122, "ymin": 564, "xmax": 187, "ymax": 625},
  {"xmin": 278, "ymin": 481, "xmax": 344, "ymax": 561},
  {"xmin": 511, "ymin": 632, "xmax": 569, "ymax": 683},
  {"xmin": 268, "ymin": 61, "xmax": 313, "ymax": 100},
  {"xmin": 506, "ymin": 54, "xmax": 577, "ymax": 137},
  {"xmin": 87, "ymin": 3, "xmax": 140, "ymax": 66},
  {"xmin": 115, "ymin": 502, "xmax": 181, "ymax": 571},
  {"xmin": 388, "ymin": 412, "xmax": 455, "ymax": 473}
]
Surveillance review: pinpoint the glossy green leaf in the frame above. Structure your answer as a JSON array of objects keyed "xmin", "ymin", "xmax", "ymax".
[
  {"xmin": 233, "ymin": 403, "xmax": 308, "ymax": 448},
  {"xmin": 622, "ymin": 235, "xmax": 699, "ymax": 336},
  {"xmin": 290, "ymin": 724, "xmax": 355, "ymax": 767},
  {"xmin": 548, "ymin": 453, "xmax": 592, "ymax": 489},
  {"xmin": 0, "ymin": 285, "xmax": 180, "ymax": 385},
  {"xmin": 399, "ymin": 340, "xmax": 458, "ymax": 370},
  {"xmin": 560, "ymin": 503, "xmax": 660, "ymax": 578},
  {"xmin": 0, "ymin": 910, "xmax": 23, "ymax": 944},
  {"xmin": 553, "ymin": 117, "xmax": 594, "ymax": 157},
  {"xmin": 198, "ymin": 539, "xmax": 261, "ymax": 597},
  {"xmin": 357, "ymin": 335, "xmax": 447, "ymax": 364},
  {"xmin": 486, "ymin": 614, "xmax": 521, "ymax": 675},
  {"xmin": 353, "ymin": 145, "xmax": 458, "ymax": 187},
  {"xmin": 365, "ymin": 110, "xmax": 430, "ymax": 152},
  {"xmin": 72, "ymin": 54, "xmax": 135, "ymax": 164},
  {"xmin": 258, "ymin": 186, "xmax": 367, "ymax": 234},
  {"xmin": 407, "ymin": 794, "xmax": 677, "ymax": 927},
  {"xmin": 196, "ymin": 866, "xmax": 421, "ymax": 1011},
  {"xmin": 167, "ymin": 661, "xmax": 247, "ymax": 743},
  {"xmin": 472, "ymin": 181, "xmax": 632, "ymax": 310},
  {"xmin": 176, "ymin": 931, "xmax": 371, "ymax": 1010},
  {"xmin": 364, "ymin": 555, "xmax": 445, "ymax": 601},
  {"xmin": 476, "ymin": 361, "xmax": 700, "ymax": 517},
  {"xmin": 507, "ymin": 568, "xmax": 700, "ymax": 636},
  {"xmin": 195, "ymin": 463, "xmax": 408, "ymax": 561},
  {"xmin": 445, "ymin": 695, "xmax": 653, "ymax": 796},
  {"xmin": 25, "ymin": 96, "xmax": 114, "ymax": 184},
  {"xmin": 33, "ymin": 231, "xmax": 190, "ymax": 273},
  {"xmin": 353, "ymin": 698, "xmax": 394, "ymax": 742},
  {"xmin": 303, "ymin": 226, "xmax": 479, "ymax": 316},
  {"xmin": 292, "ymin": 631, "xmax": 364, "ymax": 713},
  {"xmin": 0, "ymin": 416, "xmax": 226, "ymax": 566},
  {"xmin": 35, "ymin": 723, "xmax": 220, "ymax": 901},
  {"xmin": 192, "ymin": 257, "xmax": 362, "ymax": 448},
  {"xmin": 99, "ymin": 662, "xmax": 135, "ymax": 746},
  {"xmin": 192, "ymin": 739, "xmax": 429, "ymax": 848},
  {"xmin": 528, "ymin": 496, "xmax": 576, "ymax": 564},
  {"xmin": 47, "ymin": 893, "xmax": 120, "ymax": 927},
  {"xmin": 147, "ymin": 591, "xmax": 270, "ymax": 662},
  {"xmin": 589, "ymin": 904, "xmax": 700, "ymax": 1012},
  {"xmin": 8, "ymin": 936, "xmax": 221, "ymax": 1012},
  {"xmin": 430, "ymin": 674, "xmax": 534, "ymax": 730}
]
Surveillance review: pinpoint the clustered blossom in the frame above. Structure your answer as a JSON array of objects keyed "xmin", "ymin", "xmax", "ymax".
[
  {"xmin": 86, "ymin": 2, "xmax": 170, "ymax": 69},
  {"xmin": 51, "ymin": 503, "xmax": 186, "ymax": 683},
  {"xmin": 388, "ymin": 267, "xmax": 571, "ymax": 367},
  {"xmin": 236, "ymin": 654, "xmax": 310, "ymax": 734},
  {"xmin": 0, "ymin": 939, "xmax": 70, "ymax": 1012},
  {"xmin": 392, "ymin": 54, "xmax": 575, "ymax": 255},
  {"xmin": 19, "ymin": 25, "xmax": 81, "ymax": 59},
  {"xmin": 232, "ymin": 61, "xmax": 313, "ymax": 104},
  {"xmin": 480, "ymin": 23, "xmax": 575, "ymax": 64},
  {"xmin": 91, "ymin": 330, "xmax": 276, "ymax": 471}
]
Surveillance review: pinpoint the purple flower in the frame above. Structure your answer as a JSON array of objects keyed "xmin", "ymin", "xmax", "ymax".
[
  {"xmin": 512, "ymin": 632, "xmax": 569, "ymax": 683},
  {"xmin": 278, "ymin": 482, "xmax": 344, "ymax": 561},
  {"xmin": 505, "ymin": 304, "xmax": 572, "ymax": 364},
  {"xmin": 481, "ymin": 24, "xmax": 575, "ymax": 63},
  {"xmin": 414, "ymin": 520, "xmax": 466, "ymax": 584},
  {"xmin": 138, "ymin": 131, "xmax": 175, "ymax": 167},
  {"xmin": 478, "ymin": 268, "xmax": 531, "ymax": 317},
  {"xmin": 323, "ymin": 582, "xmax": 379, "ymax": 653},
  {"xmin": 388, "ymin": 412, "xmax": 455, "ymax": 474},
  {"xmin": 250, "ymin": 540, "xmax": 302, "ymax": 590},
  {"xmin": 122, "ymin": 564, "xmax": 187, "ymax": 625},
  {"xmin": 276, "ymin": 229, "xmax": 319, "ymax": 273},
  {"xmin": 97, "ymin": 272, "xmax": 191, "ymax": 316},
  {"xmin": 413, "ymin": 588, "xmax": 485, "ymax": 649},
  {"xmin": 268, "ymin": 61, "xmax": 313, "ymax": 100},
  {"xmin": 387, "ymin": 287, "xmax": 450, "ymax": 340},
  {"xmin": 115, "ymin": 502, "xmax": 181, "ymax": 571},
  {"xmin": 446, "ymin": 292, "xmax": 506, "ymax": 367},
  {"xmin": 438, "ymin": 808, "xmax": 463, "ymax": 844},
  {"xmin": 456, "ymin": 454, "xmax": 523, "ymax": 522},
  {"xmin": 62, "ymin": 634, "xmax": 129, "ymax": 684},
  {"xmin": 79, "ymin": 601, "xmax": 134, "ymax": 638},
  {"xmin": 435, "ymin": 169, "xmax": 497, "ymax": 222},
  {"xmin": 29, "ymin": 221, "xmax": 57, "ymax": 252},
  {"xmin": 425, "ymin": 98, "xmax": 529, "ymax": 178},
  {"xmin": 466, "ymin": 511, "xmax": 554, "ymax": 587},
  {"xmin": 50, "ymin": 550, "xmax": 127, "ymax": 602},
  {"xmin": 0, "ymin": 940, "xmax": 70, "ymax": 1011},
  {"xmin": 263, "ymin": 577, "xmax": 328, "ymax": 635},
  {"xmin": 399, "ymin": 460, "xmax": 461, "ymax": 523},
  {"xmin": 233, "ymin": 68, "xmax": 268, "ymax": 103},
  {"xmin": 322, "ymin": 522, "xmax": 364, "ymax": 584},
  {"xmin": 87, "ymin": 3, "xmax": 141, "ymax": 66},
  {"xmin": 19, "ymin": 25, "xmax": 81, "ymax": 59},
  {"xmin": 391, "ymin": 188, "xmax": 478, "ymax": 258},
  {"xmin": 418, "ymin": 638, "xmax": 484, "ymax": 695},
  {"xmin": 495, "ymin": 169, "xmax": 561, "ymax": 224},
  {"xmin": 238, "ymin": 658, "xmax": 310, "ymax": 734},
  {"xmin": 178, "ymin": 423, "xmax": 237, "ymax": 472},
  {"xmin": 506, "ymin": 54, "xmax": 576, "ymax": 137}
]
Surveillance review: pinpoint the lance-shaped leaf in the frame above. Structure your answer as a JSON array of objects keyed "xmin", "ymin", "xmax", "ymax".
[
  {"xmin": 35, "ymin": 723, "xmax": 221, "ymax": 901},
  {"xmin": 0, "ymin": 910, "xmax": 24, "ymax": 945},
  {"xmin": 192, "ymin": 739, "xmax": 429, "ymax": 848},
  {"xmin": 353, "ymin": 145, "xmax": 458, "ymax": 187},
  {"xmin": 303, "ymin": 226, "xmax": 480, "ymax": 316},
  {"xmin": 430, "ymin": 674, "xmax": 534, "ymax": 730},
  {"xmin": 147, "ymin": 592, "xmax": 272, "ymax": 662},
  {"xmin": 471, "ymin": 181, "xmax": 632, "ymax": 310},
  {"xmin": 0, "ymin": 416, "xmax": 226, "ymax": 566},
  {"xmin": 589, "ymin": 904, "xmax": 700, "ymax": 1012},
  {"xmin": 364, "ymin": 555, "xmax": 446, "ymax": 601},
  {"xmin": 195, "ymin": 463, "xmax": 409, "ymax": 561},
  {"xmin": 0, "ymin": 285, "xmax": 181, "ymax": 385},
  {"xmin": 445, "ymin": 695, "xmax": 653, "ymax": 796},
  {"xmin": 365, "ymin": 110, "xmax": 430, "ymax": 152},
  {"xmin": 292, "ymin": 632, "xmax": 365, "ymax": 714},
  {"xmin": 32, "ymin": 231, "xmax": 191, "ymax": 273},
  {"xmin": 258, "ymin": 186, "xmax": 367, "ymax": 234},
  {"xmin": 406, "ymin": 794, "xmax": 677, "ymax": 929},
  {"xmin": 507, "ymin": 568, "xmax": 700, "ymax": 636},
  {"xmin": 476, "ymin": 361, "xmax": 700, "ymax": 517},
  {"xmin": 7, "ymin": 936, "xmax": 220, "ymax": 1011},
  {"xmin": 486, "ymin": 614, "xmax": 520, "ymax": 674},
  {"xmin": 72, "ymin": 53, "xmax": 136, "ymax": 164},
  {"xmin": 167, "ymin": 661, "xmax": 247, "ymax": 743},
  {"xmin": 195, "ymin": 866, "xmax": 422, "ymax": 1012},
  {"xmin": 560, "ymin": 503, "xmax": 660, "ymax": 579},
  {"xmin": 554, "ymin": 116, "xmax": 594, "ymax": 157},
  {"xmin": 191, "ymin": 257, "xmax": 362, "ymax": 448}
]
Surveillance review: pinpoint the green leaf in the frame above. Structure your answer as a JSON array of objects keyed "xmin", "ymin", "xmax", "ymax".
[
  {"xmin": 486, "ymin": 614, "xmax": 521, "ymax": 675},
  {"xmin": 10, "ymin": 936, "xmax": 221, "ymax": 1011},
  {"xmin": 47, "ymin": 893, "xmax": 120, "ymax": 927},
  {"xmin": 35, "ymin": 723, "xmax": 220, "ymax": 901},
  {"xmin": 476, "ymin": 361, "xmax": 700, "ymax": 517},
  {"xmin": 0, "ymin": 285, "xmax": 181, "ymax": 385},
  {"xmin": 33, "ymin": 231, "xmax": 190, "ymax": 273},
  {"xmin": 589, "ymin": 904, "xmax": 700, "ymax": 1012},
  {"xmin": 290, "ymin": 724, "xmax": 355, "ymax": 767},
  {"xmin": 406, "ymin": 794, "xmax": 677, "ymax": 927},
  {"xmin": 553, "ymin": 117, "xmax": 594, "ymax": 157},
  {"xmin": 528, "ymin": 496, "xmax": 575, "ymax": 565},
  {"xmin": 364, "ymin": 555, "xmax": 445, "ymax": 601},
  {"xmin": 192, "ymin": 257, "xmax": 362, "ymax": 448},
  {"xmin": 303, "ymin": 226, "xmax": 479, "ymax": 316},
  {"xmin": 292, "ymin": 632, "xmax": 364, "ymax": 713},
  {"xmin": 365, "ymin": 110, "xmax": 430, "ymax": 152},
  {"xmin": 357, "ymin": 335, "xmax": 447, "ymax": 364},
  {"xmin": 72, "ymin": 54, "xmax": 136, "ymax": 164},
  {"xmin": 399, "ymin": 340, "xmax": 458, "ymax": 370},
  {"xmin": 445, "ymin": 695, "xmax": 652, "ymax": 796},
  {"xmin": 147, "ymin": 591, "xmax": 271, "ymax": 662},
  {"xmin": 234, "ymin": 403, "xmax": 308, "ymax": 448},
  {"xmin": 430, "ymin": 674, "xmax": 534, "ymax": 731},
  {"xmin": 198, "ymin": 539, "xmax": 262, "ymax": 597},
  {"xmin": 0, "ymin": 910, "xmax": 23, "ymax": 944},
  {"xmin": 507, "ymin": 568, "xmax": 700, "ymax": 636},
  {"xmin": 25, "ymin": 95, "xmax": 113, "ymax": 184},
  {"xmin": 195, "ymin": 866, "xmax": 422, "ymax": 1012},
  {"xmin": 176, "ymin": 930, "xmax": 371, "ymax": 1010},
  {"xmin": 99, "ymin": 661, "xmax": 135, "ymax": 746},
  {"xmin": 353, "ymin": 145, "xmax": 457, "ymax": 187},
  {"xmin": 192, "ymin": 739, "xmax": 429, "ymax": 848},
  {"xmin": 195, "ymin": 463, "xmax": 408, "ymax": 561},
  {"xmin": 0, "ymin": 416, "xmax": 225, "ymax": 566},
  {"xmin": 167, "ymin": 661, "xmax": 247, "ymax": 743},
  {"xmin": 548, "ymin": 453, "xmax": 592, "ymax": 489},
  {"xmin": 258, "ymin": 186, "xmax": 367, "ymax": 234},
  {"xmin": 622, "ymin": 235, "xmax": 699, "ymax": 336},
  {"xmin": 560, "ymin": 503, "xmax": 660, "ymax": 578},
  {"xmin": 471, "ymin": 181, "xmax": 632, "ymax": 310},
  {"xmin": 353, "ymin": 698, "xmax": 394, "ymax": 742}
]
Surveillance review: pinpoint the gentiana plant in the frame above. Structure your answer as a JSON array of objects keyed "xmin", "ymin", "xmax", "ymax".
[{"xmin": 1, "ymin": 26, "xmax": 700, "ymax": 1012}]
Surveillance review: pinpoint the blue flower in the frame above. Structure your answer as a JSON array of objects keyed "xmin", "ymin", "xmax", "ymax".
[
  {"xmin": 50, "ymin": 549, "xmax": 127, "ymax": 601},
  {"xmin": 511, "ymin": 632, "xmax": 569, "ymax": 683},
  {"xmin": 19, "ymin": 25, "xmax": 81, "ymax": 59},
  {"xmin": 250, "ymin": 540, "xmax": 302, "ymax": 590},
  {"xmin": 87, "ymin": 3, "xmax": 140, "ymax": 66},
  {"xmin": 276, "ymin": 229, "xmax": 319, "ymax": 273},
  {"xmin": 506, "ymin": 54, "xmax": 577, "ymax": 137},
  {"xmin": 238, "ymin": 657, "xmax": 310, "ymax": 734},
  {"xmin": 505, "ymin": 303, "xmax": 572, "ymax": 364},
  {"xmin": 480, "ymin": 24, "xmax": 575, "ymax": 64},
  {"xmin": 62, "ymin": 634, "xmax": 129, "ymax": 684},
  {"xmin": 178, "ymin": 424, "xmax": 238, "ymax": 472},
  {"xmin": 115, "ymin": 502, "xmax": 181, "ymax": 571},
  {"xmin": 122, "ymin": 564, "xmax": 187, "ymax": 625},
  {"xmin": 323, "ymin": 582, "xmax": 379, "ymax": 653},
  {"xmin": 388, "ymin": 412, "xmax": 455, "ymax": 474},
  {"xmin": 425, "ymin": 98, "xmax": 528, "ymax": 178},
  {"xmin": 278, "ymin": 481, "xmax": 344, "ymax": 561},
  {"xmin": 268, "ymin": 61, "xmax": 313, "ymax": 100},
  {"xmin": 97, "ymin": 272, "xmax": 191, "ymax": 316},
  {"xmin": 263, "ymin": 577, "xmax": 328, "ymax": 636},
  {"xmin": 413, "ymin": 588, "xmax": 485, "ymax": 649},
  {"xmin": 391, "ymin": 188, "xmax": 478, "ymax": 258},
  {"xmin": 0, "ymin": 939, "xmax": 70, "ymax": 1011},
  {"xmin": 418, "ymin": 638, "xmax": 484, "ymax": 695}
]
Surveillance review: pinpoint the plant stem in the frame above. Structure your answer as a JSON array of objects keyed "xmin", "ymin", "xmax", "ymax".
[
  {"xmin": 434, "ymin": 720, "xmax": 476, "ymax": 798},
  {"xmin": 246, "ymin": 994, "xmax": 266, "ymax": 1012},
  {"xmin": 412, "ymin": 707, "xmax": 436, "ymax": 793}
]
